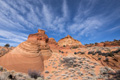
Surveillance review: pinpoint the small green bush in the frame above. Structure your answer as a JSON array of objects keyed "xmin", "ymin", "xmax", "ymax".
[
  {"xmin": 108, "ymin": 52, "xmax": 114, "ymax": 57},
  {"xmin": 98, "ymin": 58, "xmax": 101, "ymax": 60},
  {"xmin": 59, "ymin": 50, "xmax": 61, "ymax": 53},
  {"xmin": 63, "ymin": 45, "xmax": 66, "ymax": 47},
  {"xmin": 28, "ymin": 70, "xmax": 41, "ymax": 79},
  {"xmin": 4, "ymin": 44, "xmax": 10, "ymax": 48}
]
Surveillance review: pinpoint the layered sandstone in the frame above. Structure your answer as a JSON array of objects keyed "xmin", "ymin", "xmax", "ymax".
[
  {"xmin": 48, "ymin": 38, "xmax": 58, "ymax": 45},
  {"xmin": 104, "ymin": 42, "xmax": 112, "ymax": 47},
  {"xmin": 85, "ymin": 40, "xmax": 120, "ymax": 47},
  {"xmin": 58, "ymin": 35, "xmax": 82, "ymax": 47},
  {"xmin": 95, "ymin": 43, "xmax": 104, "ymax": 47},
  {"xmin": 0, "ymin": 29, "xmax": 52, "ymax": 73}
]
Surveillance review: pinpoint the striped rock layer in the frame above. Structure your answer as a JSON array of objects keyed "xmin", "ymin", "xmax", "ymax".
[{"xmin": 0, "ymin": 29, "xmax": 52, "ymax": 73}]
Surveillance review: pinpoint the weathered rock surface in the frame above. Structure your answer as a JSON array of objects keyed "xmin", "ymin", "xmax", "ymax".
[
  {"xmin": 85, "ymin": 40, "xmax": 120, "ymax": 47},
  {"xmin": 58, "ymin": 35, "xmax": 82, "ymax": 47},
  {"xmin": 104, "ymin": 42, "xmax": 112, "ymax": 47},
  {"xmin": 0, "ymin": 47, "xmax": 14, "ymax": 57},
  {"xmin": 48, "ymin": 38, "xmax": 58, "ymax": 45},
  {"xmin": 95, "ymin": 43, "xmax": 104, "ymax": 47},
  {"xmin": 0, "ymin": 29, "xmax": 52, "ymax": 73}
]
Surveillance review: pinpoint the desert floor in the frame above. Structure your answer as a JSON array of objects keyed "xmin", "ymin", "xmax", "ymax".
[{"xmin": 43, "ymin": 47, "xmax": 120, "ymax": 80}]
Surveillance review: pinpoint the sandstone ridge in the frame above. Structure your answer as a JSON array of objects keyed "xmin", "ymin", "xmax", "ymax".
[
  {"xmin": 48, "ymin": 38, "xmax": 58, "ymax": 45},
  {"xmin": 0, "ymin": 29, "xmax": 52, "ymax": 73},
  {"xmin": 58, "ymin": 35, "xmax": 82, "ymax": 47}
]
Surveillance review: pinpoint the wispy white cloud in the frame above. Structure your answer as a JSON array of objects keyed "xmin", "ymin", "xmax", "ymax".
[
  {"xmin": 68, "ymin": 0, "xmax": 120, "ymax": 38},
  {"xmin": 62, "ymin": 0, "xmax": 69, "ymax": 18},
  {"xmin": 106, "ymin": 26, "xmax": 120, "ymax": 32},
  {"xmin": 0, "ymin": 29, "xmax": 27, "ymax": 43},
  {"xmin": 0, "ymin": 0, "xmax": 120, "ymax": 46}
]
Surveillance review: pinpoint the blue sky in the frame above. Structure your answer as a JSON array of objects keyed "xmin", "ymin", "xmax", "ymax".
[{"xmin": 0, "ymin": 0, "xmax": 120, "ymax": 46}]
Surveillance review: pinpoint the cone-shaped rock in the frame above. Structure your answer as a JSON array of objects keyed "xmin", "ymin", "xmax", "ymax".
[
  {"xmin": 58, "ymin": 35, "xmax": 82, "ymax": 47},
  {"xmin": 0, "ymin": 29, "xmax": 52, "ymax": 73}
]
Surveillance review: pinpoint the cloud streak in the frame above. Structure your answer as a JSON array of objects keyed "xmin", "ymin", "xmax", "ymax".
[{"xmin": 0, "ymin": 0, "xmax": 120, "ymax": 46}]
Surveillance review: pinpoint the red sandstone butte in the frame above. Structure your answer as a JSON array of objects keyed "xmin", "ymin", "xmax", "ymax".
[{"xmin": 0, "ymin": 29, "xmax": 52, "ymax": 73}]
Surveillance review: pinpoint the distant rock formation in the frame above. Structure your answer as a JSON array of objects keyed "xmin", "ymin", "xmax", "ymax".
[
  {"xmin": 104, "ymin": 42, "xmax": 112, "ymax": 47},
  {"xmin": 95, "ymin": 43, "xmax": 104, "ymax": 47},
  {"xmin": 85, "ymin": 39, "xmax": 120, "ymax": 47},
  {"xmin": 0, "ymin": 29, "xmax": 52, "ymax": 73},
  {"xmin": 58, "ymin": 35, "xmax": 83, "ymax": 47}
]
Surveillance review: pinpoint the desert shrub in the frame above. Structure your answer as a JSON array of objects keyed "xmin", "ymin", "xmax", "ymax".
[
  {"xmin": 28, "ymin": 70, "xmax": 41, "ymax": 79},
  {"xmin": 99, "ymin": 67, "xmax": 114, "ymax": 79},
  {"xmin": 59, "ymin": 50, "xmax": 61, "ymax": 53},
  {"xmin": 108, "ymin": 52, "xmax": 114, "ymax": 57},
  {"xmin": 88, "ymin": 51, "xmax": 96, "ymax": 55},
  {"xmin": 8, "ymin": 74, "xmax": 16, "ymax": 80},
  {"xmin": 98, "ymin": 58, "xmax": 101, "ymax": 60},
  {"xmin": 0, "ymin": 72, "xmax": 10, "ymax": 80},
  {"xmin": 95, "ymin": 51, "xmax": 102, "ymax": 55},
  {"xmin": 102, "ymin": 70, "xmax": 120, "ymax": 80},
  {"xmin": 63, "ymin": 45, "xmax": 66, "ymax": 47},
  {"xmin": 81, "ymin": 52, "xmax": 85, "ymax": 54},
  {"xmin": 105, "ymin": 53, "xmax": 109, "ymax": 57},
  {"xmin": 88, "ymin": 51, "xmax": 94, "ymax": 55},
  {"xmin": 0, "ymin": 66, "xmax": 3, "ymax": 71},
  {"xmin": 4, "ymin": 44, "xmax": 10, "ymax": 48},
  {"xmin": 92, "ymin": 52, "xmax": 96, "ymax": 55},
  {"xmin": 61, "ymin": 51, "xmax": 64, "ymax": 53},
  {"xmin": 60, "ymin": 57, "xmax": 77, "ymax": 68},
  {"xmin": 112, "ymin": 70, "xmax": 120, "ymax": 79},
  {"xmin": 102, "ymin": 53, "xmax": 106, "ymax": 56},
  {"xmin": 71, "ymin": 46, "xmax": 79, "ymax": 49},
  {"xmin": 114, "ymin": 48, "xmax": 120, "ymax": 53},
  {"xmin": 104, "ymin": 57, "xmax": 109, "ymax": 62},
  {"xmin": 102, "ymin": 53, "xmax": 109, "ymax": 57},
  {"xmin": 77, "ymin": 51, "xmax": 81, "ymax": 54},
  {"xmin": 74, "ymin": 52, "xmax": 77, "ymax": 55},
  {"xmin": 77, "ymin": 51, "xmax": 85, "ymax": 54}
]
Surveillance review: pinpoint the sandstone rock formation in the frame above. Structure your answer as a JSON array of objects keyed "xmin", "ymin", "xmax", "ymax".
[
  {"xmin": 48, "ymin": 38, "xmax": 59, "ymax": 52},
  {"xmin": 0, "ymin": 29, "xmax": 52, "ymax": 73},
  {"xmin": 85, "ymin": 39, "xmax": 120, "ymax": 47},
  {"xmin": 58, "ymin": 35, "xmax": 82, "ymax": 47},
  {"xmin": 48, "ymin": 38, "xmax": 57, "ymax": 45},
  {"xmin": 104, "ymin": 42, "xmax": 112, "ymax": 47},
  {"xmin": 95, "ymin": 43, "xmax": 104, "ymax": 47}
]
